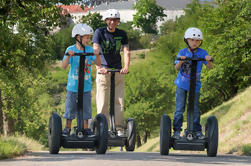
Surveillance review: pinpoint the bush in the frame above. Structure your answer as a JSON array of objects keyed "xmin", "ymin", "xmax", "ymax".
[
  {"xmin": 0, "ymin": 137, "xmax": 26, "ymax": 159},
  {"xmin": 118, "ymin": 22, "xmax": 143, "ymax": 50},
  {"xmin": 242, "ymin": 144, "xmax": 251, "ymax": 156},
  {"xmin": 139, "ymin": 33, "xmax": 154, "ymax": 49}
]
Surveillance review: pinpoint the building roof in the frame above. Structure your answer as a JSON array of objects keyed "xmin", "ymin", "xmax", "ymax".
[
  {"xmin": 92, "ymin": 0, "xmax": 135, "ymax": 11},
  {"xmin": 91, "ymin": 0, "xmax": 193, "ymax": 11},
  {"xmin": 58, "ymin": 5, "xmax": 93, "ymax": 13},
  {"xmin": 156, "ymin": 0, "xmax": 192, "ymax": 10}
]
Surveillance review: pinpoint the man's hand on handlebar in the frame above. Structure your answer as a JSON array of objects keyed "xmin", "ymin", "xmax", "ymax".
[
  {"xmin": 120, "ymin": 67, "xmax": 129, "ymax": 74},
  {"xmin": 97, "ymin": 68, "xmax": 108, "ymax": 74}
]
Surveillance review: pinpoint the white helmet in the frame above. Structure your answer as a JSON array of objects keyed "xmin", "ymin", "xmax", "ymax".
[
  {"xmin": 71, "ymin": 23, "xmax": 94, "ymax": 38},
  {"xmin": 103, "ymin": 9, "xmax": 120, "ymax": 20},
  {"xmin": 184, "ymin": 27, "xmax": 203, "ymax": 40}
]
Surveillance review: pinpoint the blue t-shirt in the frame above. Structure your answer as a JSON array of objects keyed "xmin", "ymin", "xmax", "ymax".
[
  {"xmin": 174, "ymin": 48, "xmax": 208, "ymax": 93},
  {"xmin": 62, "ymin": 45, "xmax": 96, "ymax": 93},
  {"xmin": 92, "ymin": 27, "xmax": 128, "ymax": 69}
]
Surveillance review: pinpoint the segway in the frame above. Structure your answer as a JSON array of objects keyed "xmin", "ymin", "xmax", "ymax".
[
  {"xmin": 160, "ymin": 52, "xmax": 218, "ymax": 157},
  {"xmin": 100, "ymin": 69, "xmax": 136, "ymax": 151},
  {"xmin": 48, "ymin": 51, "xmax": 108, "ymax": 154}
]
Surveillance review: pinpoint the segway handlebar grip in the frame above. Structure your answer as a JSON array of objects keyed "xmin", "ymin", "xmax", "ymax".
[{"xmin": 98, "ymin": 69, "xmax": 130, "ymax": 74}]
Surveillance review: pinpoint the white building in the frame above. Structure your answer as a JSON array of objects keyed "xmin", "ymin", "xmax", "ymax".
[
  {"xmin": 59, "ymin": 0, "xmax": 193, "ymax": 28},
  {"xmin": 90, "ymin": 1, "xmax": 136, "ymax": 23}
]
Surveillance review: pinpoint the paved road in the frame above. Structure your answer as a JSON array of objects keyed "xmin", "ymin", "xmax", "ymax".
[{"xmin": 0, "ymin": 151, "xmax": 251, "ymax": 166}]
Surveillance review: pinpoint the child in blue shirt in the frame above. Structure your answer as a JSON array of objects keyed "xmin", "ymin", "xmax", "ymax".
[
  {"xmin": 61, "ymin": 24, "xmax": 101, "ymax": 136},
  {"xmin": 173, "ymin": 27, "xmax": 213, "ymax": 139}
]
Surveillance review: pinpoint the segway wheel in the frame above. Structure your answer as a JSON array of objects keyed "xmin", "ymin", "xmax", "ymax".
[
  {"xmin": 48, "ymin": 112, "xmax": 62, "ymax": 154},
  {"xmin": 160, "ymin": 114, "xmax": 171, "ymax": 155},
  {"xmin": 125, "ymin": 118, "xmax": 136, "ymax": 151},
  {"xmin": 94, "ymin": 114, "xmax": 108, "ymax": 154},
  {"xmin": 205, "ymin": 116, "xmax": 218, "ymax": 157}
]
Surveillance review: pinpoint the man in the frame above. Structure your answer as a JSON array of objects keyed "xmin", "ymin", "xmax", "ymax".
[{"xmin": 92, "ymin": 9, "xmax": 130, "ymax": 136}]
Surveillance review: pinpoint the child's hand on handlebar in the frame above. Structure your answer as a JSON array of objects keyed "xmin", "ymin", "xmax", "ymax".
[
  {"xmin": 68, "ymin": 50, "xmax": 75, "ymax": 56},
  {"xmin": 179, "ymin": 56, "xmax": 187, "ymax": 60},
  {"xmin": 178, "ymin": 56, "xmax": 186, "ymax": 64},
  {"xmin": 205, "ymin": 55, "xmax": 212, "ymax": 62}
]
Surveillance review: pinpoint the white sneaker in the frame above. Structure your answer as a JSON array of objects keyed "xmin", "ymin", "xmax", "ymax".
[{"xmin": 117, "ymin": 130, "xmax": 125, "ymax": 137}]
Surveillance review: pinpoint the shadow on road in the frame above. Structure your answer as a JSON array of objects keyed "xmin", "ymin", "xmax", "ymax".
[{"xmin": 3, "ymin": 151, "xmax": 251, "ymax": 165}]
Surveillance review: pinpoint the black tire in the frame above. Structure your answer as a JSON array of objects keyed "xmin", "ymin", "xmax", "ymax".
[
  {"xmin": 48, "ymin": 112, "xmax": 62, "ymax": 154},
  {"xmin": 125, "ymin": 118, "xmax": 136, "ymax": 151},
  {"xmin": 160, "ymin": 114, "xmax": 171, "ymax": 155},
  {"xmin": 94, "ymin": 114, "xmax": 108, "ymax": 154},
  {"xmin": 205, "ymin": 116, "xmax": 218, "ymax": 157}
]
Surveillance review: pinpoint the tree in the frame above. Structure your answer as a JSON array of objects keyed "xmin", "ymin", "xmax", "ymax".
[
  {"xmin": 50, "ymin": 25, "xmax": 75, "ymax": 60},
  {"xmin": 0, "ymin": 0, "xmax": 79, "ymax": 137},
  {"xmin": 118, "ymin": 22, "xmax": 143, "ymax": 50},
  {"xmin": 199, "ymin": 0, "xmax": 251, "ymax": 110},
  {"xmin": 124, "ymin": 60, "xmax": 174, "ymax": 145},
  {"xmin": 80, "ymin": 12, "xmax": 106, "ymax": 31},
  {"xmin": 133, "ymin": 0, "xmax": 166, "ymax": 34}
]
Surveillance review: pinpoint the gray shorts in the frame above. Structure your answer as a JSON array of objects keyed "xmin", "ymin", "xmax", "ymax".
[{"xmin": 64, "ymin": 91, "xmax": 92, "ymax": 120}]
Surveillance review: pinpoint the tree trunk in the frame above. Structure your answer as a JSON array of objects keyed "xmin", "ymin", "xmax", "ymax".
[
  {"xmin": 136, "ymin": 134, "xmax": 142, "ymax": 147},
  {"xmin": 1, "ymin": 92, "xmax": 14, "ymax": 136},
  {"xmin": 143, "ymin": 131, "xmax": 148, "ymax": 144},
  {"xmin": 3, "ymin": 111, "xmax": 14, "ymax": 136},
  {"xmin": 0, "ymin": 89, "xmax": 3, "ymax": 134}
]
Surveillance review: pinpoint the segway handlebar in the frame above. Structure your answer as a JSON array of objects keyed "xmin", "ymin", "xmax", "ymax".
[
  {"xmin": 65, "ymin": 52, "xmax": 94, "ymax": 56},
  {"xmin": 98, "ymin": 69, "xmax": 121, "ymax": 74},
  {"xmin": 177, "ymin": 57, "xmax": 213, "ymax": 62},
  {"xmin": 98, "ymin": 69, "xmax": 130, "ymax": 74},
  {"xmin": 107, "ymin": 69, "xmax": 121, "ymax": 73}
]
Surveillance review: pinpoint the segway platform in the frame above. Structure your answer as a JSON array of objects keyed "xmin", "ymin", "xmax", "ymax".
[
  {"xmin": 107, "ymin": 131, "xmax": 127, "ymax": 147},
  {"xmin": 172, "ymin": 137, "xmax": 207, "ymax": 151},
  {"xmin": 61, "ymin": 134, "xmax": 96, "ymax": 149}
]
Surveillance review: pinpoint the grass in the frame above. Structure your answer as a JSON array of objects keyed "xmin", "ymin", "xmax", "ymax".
[
  {"xmin": 0, "ymin": 135, "xmax": 43, "ymax": 160},
  {"xmin": 0, "ymin": 137, "xmax": 26, "ymax": 159},
  {"xmin": 242, "ymin": 144, "xmax": 251, "ymax": 156},
  {"xmin": 201, "ymin": 86, "xmax": 251, "ymax": 155}
]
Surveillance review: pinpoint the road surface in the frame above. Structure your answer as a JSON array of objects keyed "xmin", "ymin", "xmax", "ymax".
[{"xmin": 0, "ymin": 151, "xmax": 251, "ymax": 166}]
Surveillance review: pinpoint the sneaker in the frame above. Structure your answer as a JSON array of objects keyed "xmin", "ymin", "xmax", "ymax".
[
  {"xmin": 173, "ymin": 131, "xmax": 181, "ymax": 139},
  {"xmin": 117, "ymin": 130, "xmax": 125, "ymax": 137},
  {"xmin": 83, "ymin": 128, "xmax": 95, "ymax": 136},
  {"xmin": 195, "ymin": 131, "xmax": 205, "ymax": 139},
  {"xmin": 62, "ymin": 127, "xmax": 71, "ymax": 136}
]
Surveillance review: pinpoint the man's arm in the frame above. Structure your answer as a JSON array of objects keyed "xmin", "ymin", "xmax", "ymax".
[
  {"xmin": 120, "ymin": 44, "xmax": 130, "ymax": 74},
  {"xmin": 93, "ymin": 43, "xmax": 101, "ymax": 68},
  {"xmin": 94, "ymin": 54, "xmax": 101, "ymax": 67}
]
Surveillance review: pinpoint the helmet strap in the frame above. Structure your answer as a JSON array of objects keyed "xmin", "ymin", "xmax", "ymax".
[
  {"xmin": 75, "ymin": 36, "xmax": 86, "ymax": 52},
  {"xmin": 184, "ymin": 38, "xmax": 203, "ymax": 52}
]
